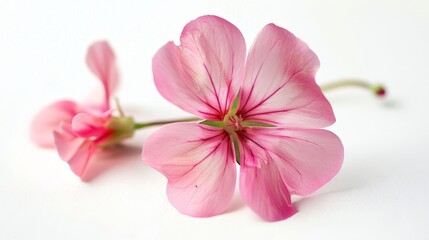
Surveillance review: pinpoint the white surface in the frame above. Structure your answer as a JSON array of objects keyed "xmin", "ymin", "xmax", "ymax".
[{"xmin": 1, "ymin": 0, "xmax": 429, "ymax": 239}]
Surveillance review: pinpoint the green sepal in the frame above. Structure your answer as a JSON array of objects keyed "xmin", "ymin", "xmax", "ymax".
[
  {"xmin": 200, "ymin": 120, "xmax": 225, "ymax": 128},
  {"xmin": 242, "ymin": 121, "xmax": 276, "ymax": 128},
  {"xmin": 100, "ymin": 116, "xmax": 135, "ymax": 148},
  {"xmin": 230, "ymin": 132, "xmax": 241, "ymax": 165},
  {"xmin": 227, "ymin": 91, "xmax": 240, "ymax": 116}
]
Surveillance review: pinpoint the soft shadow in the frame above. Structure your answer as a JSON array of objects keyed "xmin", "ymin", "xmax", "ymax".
[
  {"xmin": 382, "ymin": 99, "xmax": 401, "ymax": 109},
  {"xmin": 81, "ymin": 144, "xmax": 143, "ymax": 182},
  {"xmin": 224, "ymin": 192, "xmax": 246, "ymax": 214}
]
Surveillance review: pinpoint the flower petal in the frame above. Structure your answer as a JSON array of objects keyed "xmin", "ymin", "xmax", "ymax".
[
  {"xmin": 142, "ymin": 123, "xmax": 236, "ymax": 217},
  {"xmin": 86, "ymin": 41, "xmax": 119, "ymax": 110},
  {"xmin": 152, "ymin": 15, "xmax": 246, "ymax": 120},
  {"xmin": 30, "ymin": 100, "xmax": 80, "ymax": 148},
  {"xmin": 239, "ymin": 24, "xmax": 334, "ymax": 128},
  {"xmin": 243, "ymin": 72, "xmax": 335, "ymax": 128},
  {"xmin": 54, "ymin": 123, "xmax": 96, "ymax": 177},
  {"xmin": 242, "ymin": 127, "xmax": 344, "ymax": 196},
  {"xmin": 240, "ymin": 160, "xmax": 296, "ymax": 221},
  {"xmin": 72, "ymin": 112, "xmax": 111, "ymax": 139}
]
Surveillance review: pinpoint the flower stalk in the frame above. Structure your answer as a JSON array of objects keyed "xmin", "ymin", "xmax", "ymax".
[
  {"xmin": 133, "ymin": 117, "xmax": 200, "ymax": 129},
  {"xmin": 320, "ymin": 79, "xmax": 386, "ymax": 97}
]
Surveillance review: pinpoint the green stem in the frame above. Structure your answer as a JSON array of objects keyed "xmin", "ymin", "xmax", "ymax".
[
  {"xmin": 114, "ymin": 97, "xmax": 126, "ymax": 117},
  {"xmin": 134, "ymin": 117, "xmax": 201, "ymax": 129},
  {"xmin": 320, "ymin": 79, "xmax": 386, "ymax": 96}
]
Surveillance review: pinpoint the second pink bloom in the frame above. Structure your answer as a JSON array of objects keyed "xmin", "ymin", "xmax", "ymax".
[{"xmin": 31, "ymin": 42, "xmax": 134, "ymax": 177}]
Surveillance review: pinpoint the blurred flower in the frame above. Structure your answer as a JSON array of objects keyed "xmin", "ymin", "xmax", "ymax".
[
  {"xmin": 54, "ymin": 109, "xmax": 134, "ymax": 177},
  {"xmin": 30, "ymin": 41, "xmax": 119, "ymax": 147},
  {"xmin": 142, "ymin": 16, "xmax": 344, "ymax": 221},
  {"xmin": 31, "ymin": 41, "xmax": 134, "ymax": 177}
]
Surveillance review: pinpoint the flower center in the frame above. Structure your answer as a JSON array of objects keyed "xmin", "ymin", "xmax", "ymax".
[
  {"xmin": 200, "ymin": 111, "xmax": 275, "ymax": 166},
  {"xmin": 223, "ymin": 114, "xmax": 244, "ymax": 132}
]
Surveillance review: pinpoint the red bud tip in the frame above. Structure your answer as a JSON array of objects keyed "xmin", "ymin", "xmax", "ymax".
[
  {"xmin": 376, "ymin": 88, "xmax": 385, "ymax": 96},
  {"xmin": 372, "ymin": 85, "xmax": 386, "ymax": 97}
]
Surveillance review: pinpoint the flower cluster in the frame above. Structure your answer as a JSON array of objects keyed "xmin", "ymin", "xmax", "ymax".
[{"xmin": 31, "ymin": 15, "xmax": 354, "ymax": 221}]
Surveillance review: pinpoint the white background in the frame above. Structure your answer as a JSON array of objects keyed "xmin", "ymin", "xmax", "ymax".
[{"xmin": 1, "ymin": 0, "xmax": 429, "ymax": 239}]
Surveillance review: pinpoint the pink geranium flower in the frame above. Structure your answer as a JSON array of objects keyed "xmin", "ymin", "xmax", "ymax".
[
  {"xmin": 31, "ymin": 41, "xmax": 134, "ymax": 177},
  {"xmin": 53, "ymin": 109, "xmax": 134, "ymax": 177},
  {"xmin": 142, "ymin": 16, "xmax": 344, "ymax": 221},
  {"xmin": 30, "ymin": 41, "xmax": 119, "ymax": 147}
]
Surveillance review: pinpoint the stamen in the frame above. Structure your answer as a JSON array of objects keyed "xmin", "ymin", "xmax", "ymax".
[{"xmin": 226, "ymin": 115, "xmax": 243, "ymax": 131}]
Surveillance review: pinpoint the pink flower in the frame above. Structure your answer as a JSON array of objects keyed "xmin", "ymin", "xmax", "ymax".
[
  {"xmin": 30, "ymin": 41, "xmax": 119, "ymax": 147},
  {"xmin": 142, "ymin": 16, "xmax": 344, "ymax": 221},
  {"xmin": 54, "ymin": 110, "xmax": 134, "ymax": 177},
  {"xmin": 31, "ymin": 41, "xmax": 134, "ymax": 177}
]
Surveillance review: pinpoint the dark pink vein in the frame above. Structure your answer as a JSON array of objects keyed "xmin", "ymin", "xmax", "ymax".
[
  {"xmin": 244, "ymin": 94, "xmax": 317, "ymax": 119},
  {"xmin": 240, "ymin": 40, "xmax": 280, "ymax": 112},
  {"xmin": 173, "ymin": 134, "xmax": 228, "ymax": 187},
  {"xmin": 241, "ymin": 70, "xmax": 302, "ymax": 117}
]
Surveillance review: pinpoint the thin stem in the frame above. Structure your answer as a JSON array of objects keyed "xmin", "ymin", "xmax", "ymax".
[
  {"xmin": 115, "ymin": 97, "xmax": 126, "ymax": 117},
  {"xmin": 320, "ymin": 79, "xmax": 386, "ymax": 96},
  {"xmin": 321, "ymin": 79, "xmax": 370, "ymax": 91},
  {"xmin": 134, "ymin": 117, "xmax": 201, "ymax": 129}
]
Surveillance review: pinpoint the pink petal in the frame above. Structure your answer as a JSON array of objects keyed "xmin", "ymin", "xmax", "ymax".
[
  {"xmin": 54, "ymin": 123, "xmax": 96, "ymax": 177},
  {"xmin": 238, "ymin": 24, "xmax": 334, "ymax": 128},
  {"xmin": 242, "ymin": 127, "xmax": 344, "ymax": 196},
  {"xmin": 30, "ymin": 100, "xmax": 80, "ymax": 148},
  {"xmin": 86, "ymin": 41, "xmax": 119, "ymax": 111},
  {"xmin": 242, "ymin": 72, "xmax": 335, "ymax": 128},
  {"xmin": 152, "ymin": 15, "xmax": 246, "ymax": 120},
  {"xmin": 240, "ymin": 161, "xmax": 296, "ymax": 221},
  {"xmin": 72, "ymin": 112, "xmax": 111, "ymax": 139},
  {"xmin": 142, "ymin": 123, "xmax": 236, "ymax": 217}
]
